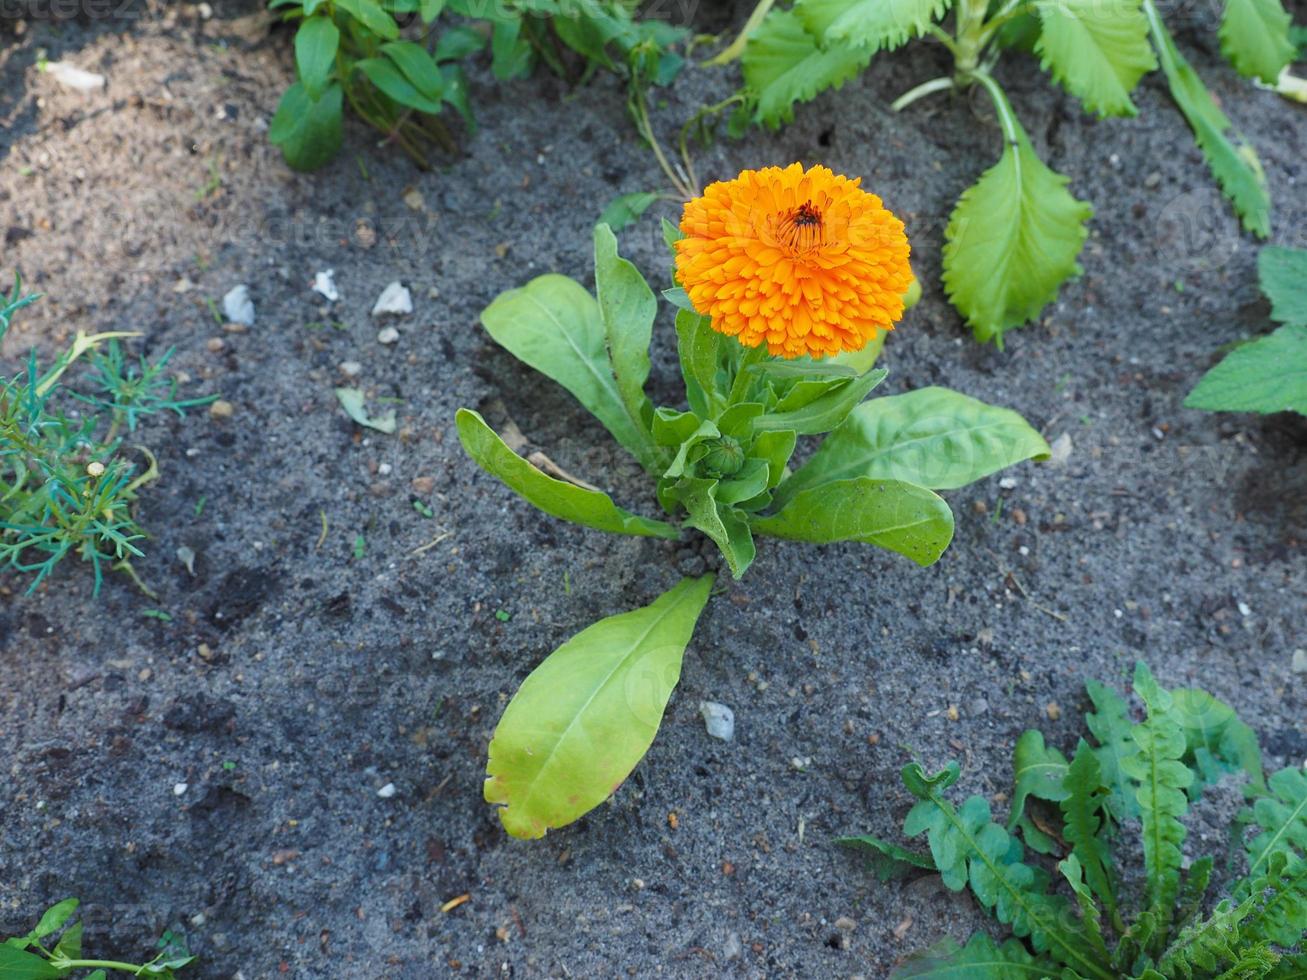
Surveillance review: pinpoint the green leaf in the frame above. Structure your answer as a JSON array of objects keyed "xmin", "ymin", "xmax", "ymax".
[
  {"xmin": 750, "ymin": 430, "xmax": 797, "ymax": 489},
  {"xmin": 484, "ymin": 575, "xmax": 713, "ymax": 838},
  {"xmin": 1060, "ymin": 739, "xmax": 1119, "ymax": 921},
  {"xmin": 1006, "ymin": 730, "xmax": 1069, "ymax": 833},
  {"xmin": 295, "ymin": 16, "xmax": 340, "ymax": 100},
  {"xmin": 598, "ymin": 192, "xmax": 660, "ymax": 232},
  {"xmin": 741, "ymin": 8, "xmax": 872, "ymax": 128},
  {"xmin": 753, "ymin": 367, "xmax": 887, "ymax": 436},
  {"xmin": 752, "ymin": 478, "xmax": 954, "ymax": 567},
  {"xmin": 334, "ymin": 0, "xmax": 399, "ymax": 38},
  {"xmin": 1184, "ymin": 325, "xmax": 1307, "ymax": 415},
  {"xmin": 355, "ymin": 58, "xmax": 443, "ymax": 114},
  {"xmin": 32, "ymin": 899, "xmax": 78, "ymax": 940},
  {"xmin": 892, "ymin": 932, "xmax": 1056, "ymax": 978},
  {"xmin": 837, "ymin": 835, "xmax": 935, "ymax": 882},
  {"xmin": 1242, "ymin": 766, "xmax": 1307, "ymax": 918},
  {"xmin": 480, "ymin": 274, "xmax": 660, "ymax": 470},
  {"xmin": 381, "ymin": 41, "xmax": 447, "ymax": 101},
  {"xmin": 1085, "ymin": 677, "xmax": 1139, "ymax": 823},
  {"xmin": 51, "ymin": 920, "xmax": 81, "ymax": 961},
  {"xmin": 490, "ymin": 18, "xmax": 534, "ymax": 80},
  {"xmin": 420, "ymin": 0, "xmax": 445, "ymax": 23},
  {"xmin": 675, "ymin": 478, "xmax": 756, "ymax": 579},
  {"xmin": 1155, "ymin": 893, "xmax": 1272, "ymax": 978},
  {"xmin": 1120, "ymin": 662, "xmax": 1192, "ymax": 941},
  {"xmin": 334, "ymin": 387, "xmax": 396, "ymax": 434},
  {"xmin": 1144, "ymin": 0, "xmax": 1270, "ymax": 237},
  {"xmin": 592, "ymin": 224, "xmax": 657, "ymax": 466},
  {"xmin": 675, "ymin": 310, "xmax": 727, "ymax": 419},
  {"xmin": 1243, "ymin": 849, "xmax": 1306, "ymax": 949},
  {"xmin": 1170, "ymin": 687, "xmax": 1264, "ymax": 795},
  {"xmin": 1034, "ymin": 0, "xmax": 1156, "ymax": 117},
  {"xmin": 1219, "ymin": 0, "xmax": 1295, "ymax": 83},
  {"xmin": 1260, "ymin": 247, "xmax": 1307, "ymax": 326},
  {"xmin": 942, "ymin": 79, "xmax": 1092, "ymax": 345},
  {"xmin": 455, "ymin": 409, "xmax": 678, "ymax": 540},
  {"xmin": 435, "ymin": 24, "xmax": 488, "ymax": 62},
  {"xmin": 772, "ymin": 386, "xmax": 1049, "ymax": 510},
  {"xmin": 797, "ymin": 0, "xmax": 952, "ymax": 50},
  {"xmin": 268, "ymin": 81, "xmax": 343, "ymax": 171},
  {"xmin": 1058, "ymin": 854, "xmax": 1112, "ymax": 961},
  {"xmin": 0, "ymin": 946, "xmax": 62, "ymax": 979}
]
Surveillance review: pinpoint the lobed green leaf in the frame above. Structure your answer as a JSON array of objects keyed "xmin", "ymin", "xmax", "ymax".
[
  {"xmin": 1035, "ymin": 0, "xmax": 1156, "ymax": 117},
  {"xmin": 1219, "ymin": 0, "xmax": 1295, "ymax": 83},
  {"xmin": 892, "ymin": 932, "xmax": 1055, "ymax": 978},
  {"xmin": 741, "ymin": 9, "xmax": 872, "ymax": 128},
  {"xmin": 798, "ymin": 0, "xmax": 953, "ymax": 51}
]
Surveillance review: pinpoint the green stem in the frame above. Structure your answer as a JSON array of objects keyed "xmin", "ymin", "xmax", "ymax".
[
  {"xmin": 953, "ymin": 0, "xmax": 990, "ymax": 73},
  {"xmin": 49, "ymin": 958, "xmax": 150, "ymax": 975},
  {"xmin": 726, "ymin": 343, "xmax": 767, "ymax": 407},
  {"xmin": 891, "ymin": 76, "xmax": 955, "ymax": 112},
  {"xmin": 970, "ymin": 69, "xmax": 1022, "ymax": 147},
  {"xmin": 706, "ymin": 0, "xmax": 775, "ymax": 65}
]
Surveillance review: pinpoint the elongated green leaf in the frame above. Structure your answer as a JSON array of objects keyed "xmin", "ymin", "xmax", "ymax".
[
  {"xmin": 456, "ymin": 410, "xmax": 678, "ymax": 539},
  {"xmin": 942, "ymin": 80, "xmax": 1092, "ymax": 346},
  {"xmin": 355, "ymin": 58, "xmax": 443, "ymax": 114},
  {"xmin": 382, "ymin": 41, "xmax": 447, "ymax": 101},
  {"xmin": 335, "ymin": 0, "xmax": 398, "ymax": 38},
  {"xmin": 1260, "ymin": 247, "xmax": 1307, "ymax": 326},
  {"xmin": 837, "ymin": 834, "xmax": 936, "ymax": 882},
  {"xmin": 675, "ymin": 310, "xmax": 726, "ymax": 419},
  {"xmin": 1061, "ymin": 739, "xmax": 1119, "ymax": 920},
  {"xmin": 742, "ymin": 8, "xmax": 872, "ymax": 128},
  {"xmin": 0, "ymin": 945, "xmax": 62, "ymax": 979},
  {"xmin": 1058, "ymin": 855, "xmax": 1112, "ymax": 961},
  {"xmin": 490, "ymin": 18, "xmax": 533, "ymax": 80},
  {"xmin": 593, "ymin": 224, "xmax": 657, "ymax": 464},
  {"xmin": 295, "ymin": 16, "xmax": 340, "ymax": 100},
  {"xmin": 1170, "ymin": 687, "xmax": 1264, "ymax": 795},
  {"xmin": 1220, "ymin": 0, "xmax": 1295, "ymax": 83},
  {"xmin": 675, "ymin": 477, "xmax": 756, "ymax": 579},
  {"xmin": 798, "ymin": 0, "xmax": 952, "ymax": 50},
  {"xmin": 892, "ymin": 932, "xmax": 1056, "ymax": 978},
  {"xmin": 1120, "ymin": 662, "xmax": 1192, "ymax": 941},
  {"xmin": 1144, "ymin": 0, "xmax": 1270, "ymax": 237},
  {"xmin": 599, "ymin": 192, "xmax": 660, "ymax": 232},
  {"xmin": 1085, "ymin": 677, "xmax": 1139, "ymax": 822},
  {"xmin": 1035, "ymin": 0, "xmax": 1156, "ymax": 117},
  {"xmin": 484, "ymin": 575, "xmax": 714, "ymax": 838},
  {"xmin": 773, "ymin": 387, "xmax": 1049, "ymax": 510},
  {"xmin": 900, "ymin": 763, "xmax": 1111, "ymax": 978},
  {"xmin": 31, "ymin": 899, "xmax": 78, "ymax": 940},
  {"xmin": 435, "ymin": 24, "xmax": 487, "ymax": 62},
  {"xmin": 269, "ymin": 81, "xmax": 343, "ymax": 171},
  {"xmin": 481, "ymin": 274, "xmax": 660, "ymax": 470},
  {"xmin": 752, "ymin": 478, "xmax": 954, "ymax": 567},
  {"xmin": 1007, "ymin": 730, "xmax": 1069, "ymax": 833},
  {"xmin": 753, "ymin": 368, "xmax": 887, "ymax": 436},
  {"xmin": 1185, "ymin": 325, "xmax": 1307, "ymax": 415}
]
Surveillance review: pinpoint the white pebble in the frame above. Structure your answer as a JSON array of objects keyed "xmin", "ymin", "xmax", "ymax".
[
  {"xmin": 1237, "ymin": 601, "xmax": 1252, "ymax": 617},
  {"xmin": 378, "ymin": 462, "xmax": 392, "ymax": 476},
  {"xmin": 699, "ymin": 701, "xmax": 735, "ymax": 741},
  {"xmin": 313, "ymin": 269, "xmax": 339, "ymax": 302},
  {"xmin": 999, "ymin": 477, "xmax": 1018, "ymax": 490},
  {"xmin": 1048, "ymin": 432, "xmax": 1073, "ymax": 466},
  {"xmin": 173, "ymin": 782, "xmax": 188, "ymax": 797},
  {"xmin": 339, "ymin": 361, "xmax": 362, "ymax": 378},
  {"xmin": 222, "ymin": 284, "xmax": 255, "ymax": 326},
  {"xmin": 377, "ymin": 783, "xmax": 397, "ymax": 799},
  {"xmin": 372, "ymin": 281, "xmax": 412, "ymax": 317},
  {"xmin": 1291, "ymin": 649, "xmax": 1307, "ymax": 674},
  {"xmin": 45, "ymin": 61, "xmax": 106, "ymax": 93},
  {"xmin": 377, "ymin": 326, "xmax": 400, "ymax": 345}
]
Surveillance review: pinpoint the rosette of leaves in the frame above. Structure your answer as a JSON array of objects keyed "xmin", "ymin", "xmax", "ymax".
[
  {"xmin": 456, "ymin": 223, "xmax": 1049, "ymax": 838},
  {"xmin": 1, "ymin": 277, "xmax": 216, "ymax": 594},
  {"xmin": 1186, "ymin": 245, "xmax": 1307, "ymax": 417},
  {"xmin": 267, "ymin": 0, "xmax": 685, "ymax": 170},
  {"xmin": 841, "ymin": 662, "xmax": 1307, "ymax": 978},
  {"xmin": 727, "ymin": 0, "xmax": 1298, "ymax": 346}
]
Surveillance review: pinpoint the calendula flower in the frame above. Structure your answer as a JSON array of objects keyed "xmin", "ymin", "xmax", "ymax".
[{"xmin": 675, "ymin": 163, "xmax": 912, "ymax": 359}]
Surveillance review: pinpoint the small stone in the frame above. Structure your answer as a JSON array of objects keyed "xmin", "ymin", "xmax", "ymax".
[
  {"xmin": 969, "ymin": 698, "xmax": 990, "ymax": 716},
  {"xmin": 699, "ymin": 701, "xmax": 735, "ymax": 741},
  {"xmin": 834, "ymin": 916, "xmax": 857, "ymax": 932},
  {"xmin": 1046, "ymin": 702, "xmax": 1062, "ymax": 721},
  {"xmin": 209, "ymin": 400, "xmax": 234, "ymax": 419},
  {"xmin": 221, "ymin": 285, "xmax": 254, "ymax": 326},
  {"xmin": 176, "ymin": 545, "xmax": 196, "ymax": 575},
  {"xmin": 1048, "ymin": 433, "xmax": 1073, "ymax": 466},
  {"xmin": 403, "ymin": 188, "xmax": 425, "ymax": 211},
  {"xmin": 722, "ymin": 932, "xmax": 743, "ymax": 960},
  {"xmin": 377, "ymin": 783, "xmax": 398, "ymax": 799},
  {"xmin": 222, "ymin": 321, "xmax": 247, "ymax": 334},
  {"xmin": 372, "ymin": 281, "xmax": 412, "ymax": 317},
  {"xmin": 197, "ymin": 643, "xmax": 213, "ymax": 661},
  {"xmin": 1291, "ymin": 649, "xmax": 1306, "ymax": 674},
  {"xmin": 411, "ymin": 476, "xmax": 435, "ymax": 494},
  {"xmin": 313, "ymin": 269, "xmax": 339, "ymax": 302},
  {"xmin": 173, "ymin": 782, "xmax": 188, "ymax": 797},
  {"xmin": 1237, "ymin": 601, "xmax": 1252, "ymax": 617},
  {"xmin": 339, "ymin": 361, "xmax": 363, "ymax": 378},
  {"xmin": 377, "ymin": 326, "xmax": 400, "ymax": 345},
  {"xmin": 206, "ymin": 337, "xmax": 225, "ymax": 353},
  {"xmin": 946, "ymin": 705, "xmax": 960, "ymax": 721},
  {"xmin": 999, "ymin": 477, "xmax": 1018, "ymax": 490},
  {"xmin": 45, "ymin": 61, "xmax": 106, "ymax": 93},
  {"xmin": 378, "ymin": 462, "xmax": 393, "ymax": 476},
  {"xmin": 1144, "ymin": 171, "xmax": 1162, "ymax": 189}
]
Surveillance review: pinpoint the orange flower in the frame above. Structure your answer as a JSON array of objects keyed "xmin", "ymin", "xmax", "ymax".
[{"xmin": 675, "ymin": 163, "xmax": 912, "ymax": 359}]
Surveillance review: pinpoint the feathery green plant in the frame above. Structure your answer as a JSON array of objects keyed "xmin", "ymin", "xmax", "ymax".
[{"xmin": 842, "ymin": 663, "xmax": 1307, "ymax": 977}]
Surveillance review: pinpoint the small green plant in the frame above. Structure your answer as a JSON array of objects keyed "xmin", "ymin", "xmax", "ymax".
[
  {"xmin": 267, "ymin": 0, "xmax": 685, "ymax": 170},
  {"xmin": 458, "ymin": 166, "xmax": 1050, "ymax": 838},
  {"xmin": 1185, "ymin": 245, "xmax": 1307, "ymax": 417},
  {"xmin": 1, "ymin": 897, "xmax": 195, "ymax": 978},
  {"xmin": 841, "ymin": 662, "xmax": 1307, "ymax": 977},
  {"xmin": 0, "ymin": 278, "xmax": 216, "ymax": 594},
  {"xmin": 722, "ymin": 0, "xmax": 1302, "ymax": 345}
]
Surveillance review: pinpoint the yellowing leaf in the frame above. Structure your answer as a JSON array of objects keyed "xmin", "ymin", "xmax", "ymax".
[
  {"xmin": 797, "ymin": 0, "xmax": 952, "ymax": 50},
  {"xmin": 742, "ymin": 8, "xmax": 872, "ymax": 128},
  {"xmin": 1035, "ymin": 0, "xmax": 1156, "ymax": 117},
  {"xmin": 1220, "ymin": 0, "xmax": 1295, "ymax": 83},
  {"xmin": 942, "ymin": 78, "xmax": 1092, "ymax": 345},
  {"xmin": 484, "ymin": 576, "xmax": 714, "ymax": 839}
]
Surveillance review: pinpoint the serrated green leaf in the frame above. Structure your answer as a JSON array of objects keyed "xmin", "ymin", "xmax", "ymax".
[
  {"xmin": 1170, "ymin": 687, "xmax": 1264, "ymax": 796},
  {"xmin": 892, "ymin": 932, "xmax": 1054, "ymax": 978},
  {"xmin": 1242, "ymin": 848, "xmax": 1306, "ymax": 949},
  {"xmin": 269, "ymin": 81, "xmax": 343, "ymax": 171},
  {"xmin": 1058, "ymin": 854, "xmax": 1112, "ymax": 961},
  {"xmin": 837, "ymin": 834, "xmax": 936, "ymax": 882},
  {"xmin": 1220, "ymin": 0, "xmax": 1295, "ymax": 83},
  {"xmin": 741, "ymin": 8, "xmax": 872, "ymax": 128},
  {"xmin": 798, "ymin": 0, "xmax": 952, "ymax": 50},
  {"xmin": 942, "ymin": 79, "xmax": 1092, "ymax": 346},
  {"xmin": 455, "ymin": 409, "xmax": 678, "ymax": 540},
  {"xmin": 295, "ymin": 16, "xmax": 340, "ymax": 100},
  {"xmin": 1085, "ymin": 677, "xmax": 1139, "ymax": 823},
  {"xmin": 1185, "ymin": 325, "xmax": 1307, "ymax": 416},
  {"xmin": 1259, "ymin": 247, "xmax": 1307, "ymax": 326},
  {"xmin": 1035, "ymin": 0, "xmax": 1156, "ymax": 117},
  {"xmin": 772, "ymin": 386, "xmax": 1049, "ymax": 510},
  {"xmin": 1155, "ymin": 892, "xmax": 1273, "ymax": 978},
  {"xmin": 481, "ymin": 274, "xmax": 660, "ymax": 470},
  {"xmin": 1007, "ymin": 730, "xmax": 1070, "ymax": 833},
  {"xmin": 752, "ymin": 478, "xmax": 954, "ymax": 567},
  {"xmin": 1144, "ymin": 0, "xmax": 1271, "ymax": 237},
  {"xmin": 1061, "ymin": 739, "xmax": 1119, "ymax": 922},
  {"xmin": 593, "ymin": 224, "xmax": 657, "ymax": 469},
  {"xmin": 485, "ymin": 575, "xmax": 713, "ymax": 838},
  {"xmin": 1243, "ymin": 766, "xmax": 1307, "ymax": 903}
]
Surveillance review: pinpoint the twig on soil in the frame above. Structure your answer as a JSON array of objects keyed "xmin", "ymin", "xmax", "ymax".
[
  {"xmin": 410, "ymin": 530, "xmax": 453, "ymax": 556},
  {"xmin": 528, "ymin": 452, "xmax": 601, "ymax": 492},
  {"xmin": 440, "ymin": 893, "xmax": 471, "ymax": 913},
  {"xmin": 987, "ymin": 549, "xmax": 1069, "ymax": 623},
  {"xmin": 316, "ymin": 510, "xmax": 328, "ymax": 551}
]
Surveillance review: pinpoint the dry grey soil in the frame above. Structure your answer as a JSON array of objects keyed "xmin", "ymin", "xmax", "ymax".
[{"xmin": 1, "ymin": 1, "xmax": 1305, "ymax": 977}]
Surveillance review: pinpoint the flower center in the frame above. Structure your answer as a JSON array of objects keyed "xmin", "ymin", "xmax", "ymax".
[{"xmin": 775, "ymin": 200, "xmax": 825, "ymax": 252}]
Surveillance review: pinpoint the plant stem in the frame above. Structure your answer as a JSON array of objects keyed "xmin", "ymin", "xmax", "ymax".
[
  {"xmin": 629, "ymin": 82, "xmax": 697, "ymax": 200},
  {"xmin": 953, "ymin": 0, "xmax": 991, "ymax": 73},
  {"xmin": 50, "ymin": 958, "xmax": 150, "ymax": 975},
  {"xmin": 970, "ymin": 69, "xmax": 1022, "ymax": 147},
  {"xmin": 891, "ymin": 76, "xmax": 955, "ymax": 112},
  {"xmin": 706, "ymin": 0, "xmax": 775, "ymax": 65}
]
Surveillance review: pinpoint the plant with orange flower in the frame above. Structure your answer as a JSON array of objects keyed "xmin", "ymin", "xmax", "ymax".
[{"xmin": 455, "ymin": 165, "xmax": 1050, "ymax": 839}]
